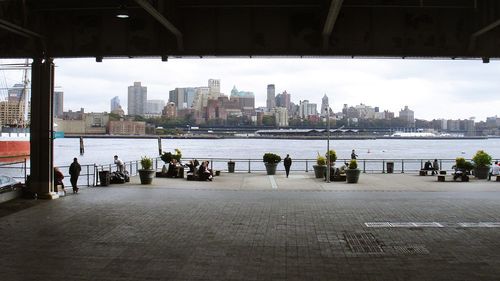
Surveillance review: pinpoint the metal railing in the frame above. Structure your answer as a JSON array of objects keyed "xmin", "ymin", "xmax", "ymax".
[{"xmin": 2, "ymin": 157, "xmax": 499, "ymax": 186}]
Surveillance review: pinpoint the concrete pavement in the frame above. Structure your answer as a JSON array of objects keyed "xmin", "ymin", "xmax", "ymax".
[{"xmin": 1, "ymin": 172, "xmax": 500, "ymax": 281}]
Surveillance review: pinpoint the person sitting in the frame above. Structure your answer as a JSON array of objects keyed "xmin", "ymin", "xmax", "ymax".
[
  {"xmin": 424, "ymin": 161, "xmax": 433, "ymax": 171},
  {"xmin": 166, "ymin": 159, "xmax": 182, "ymax": 178},
  {"xmin": 489, "ymin": 161, "xmax": 500, "ymax": 181},
  {"xmin": 198, "ymin": 161, "xmax": 213, "ymax": 181},
  {"xmin": 54, "ymin": 167, "xmax": 65, "ymax": 195}
]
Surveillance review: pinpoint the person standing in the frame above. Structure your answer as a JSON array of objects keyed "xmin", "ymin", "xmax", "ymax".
[
  {"xmin": 114, "ymin": 155, "xmax": 124, "ymax": 173},
  {"xmin": 69, "ymin": 157, "xmax": 81, "ymax": 194},
  {"xmin": 284, "ymin": 154, "xmax": 292, "ymax": 178},
  {"xmin": 351, "ymin": 149, "xmax": 358, "ymax": 160},
  {"xmin": 489, "ymin": 161, "xmax": 500, "ymax": 181}
]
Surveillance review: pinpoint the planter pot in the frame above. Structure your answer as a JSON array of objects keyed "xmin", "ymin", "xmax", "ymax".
[
  {"xmin": 139, "ymin": 169, "xmax": 155, "ymax": 184},
  {"xmin": 264, "ymin": 163, "xmax": 278, "ymax": 175},
  {"xmin": 228, "ymin": 162, "xmax": 235, "ymax": 173},
  {"xmin": 474, "ymin": 166, "xmax": 490, "ymax": 179},
  {"xmin": 313, "ymin": 165, "xmax": 326, "ymax": 178},
  {"xmin": 345, "ymin": 169, "xmax": 361, "ymax": 183}
]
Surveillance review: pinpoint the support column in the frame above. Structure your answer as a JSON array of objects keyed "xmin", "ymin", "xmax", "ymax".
[{"xmin": 30, "ymin": 58, "xmax": 57, "ymax": 199}]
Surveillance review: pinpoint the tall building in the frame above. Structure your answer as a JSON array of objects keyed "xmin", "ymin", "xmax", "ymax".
[
  {"xmin": 321, "ymin": 94, "xmax": 329, "ymax": 117},
  {"xmin": 299, "ymin": 100, "xmax": 318, "ymax": 118},
  {"xmin": 275, "ymin": 91, "xmax": 291, "ymax": 112},
  {"xmin": 230, "ymin": 86, "xmax": 255, "ymax": 110},
  {"xmin": 208, "ymin": 79, "xmax": 220, "ymax": 94},
  {"xmin": 128, "ymin": 82, "xmax": 147, "ymax": 116},
  {"xmin": 266, "ymin": 84, "xmax": 275, "ymax": 111},
  {"xmin": 110, "ymin": 96, "xmax": 121, "ymax": 112},
  {"xmin": 163, "ymin": 102, "xmax": 177, "ymax": 118},
  {"xmin": 169, "ymin": 87, "xmax": 197, "ymax": 109},
  {"xmin": 399, "ymin": 105, "xmax": 415, "ymax": 127},
  {"xmin": 273, "ymin": 107, "xmax": 289, "ymax": 127},
  {"xmin": 53, "ymin": 91, "xmax": 64, "ymax": 118},
  {"xmin": 146, "ymin": 100, "xmax": 166, "ymax": 114},
  {"xmin": 7, "ymin": 83, "xmax": 25, "ymax": 102}
]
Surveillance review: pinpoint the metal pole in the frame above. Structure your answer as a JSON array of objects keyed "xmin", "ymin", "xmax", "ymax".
[
  {"xmin": 24, "ymin": 158, "xmax": 27, "ymax": 182},
  {"xmin": 326, "ymin": 108, "xmax": 330, "ymax": 183},
  {"xmin": 248, "ymin": 159, "xmax": 251, "ymax": 173},
  {"xmin": 87, "ymin": 165, "xmax": 89, "ymax": 186},
  {"xmin": 363, "ymin": 159, "xmax": 366, "ymax": 173},
  {"xmin": 401, "ymin": 159, "xmax": 405, "ymax": 173},
  {"xmin": 305, "ymin": 160, "xmax": 308, "ymax": 172}
]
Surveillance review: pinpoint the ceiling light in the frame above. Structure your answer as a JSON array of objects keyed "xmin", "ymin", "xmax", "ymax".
[{"xmin": 116, "ymin": 5, "xmax": 129, "ymax": 19}]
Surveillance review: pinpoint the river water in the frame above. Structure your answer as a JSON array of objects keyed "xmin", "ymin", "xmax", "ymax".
[{"xmin": 55, "ymin": 137, "xmax": 500, "ymax": 165}]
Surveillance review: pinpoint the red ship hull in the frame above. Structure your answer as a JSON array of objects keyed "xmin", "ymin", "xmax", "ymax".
[{"xmin": 0, "ymin": 140, "xmax": 30, "ymax": 158}]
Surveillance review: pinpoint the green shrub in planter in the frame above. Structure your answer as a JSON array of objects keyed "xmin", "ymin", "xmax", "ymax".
[
  {"xmin": 161, "ymin": 148, "xmax": 182, "ymax": 163},
  {"xmin": 140, "ymin": 156, "xmax": 153, "ymax": 170},
  {"xmin": 325, "ymin": 150, "xmax": 337, "ymax": 163},
  {"xmin": 263, "ymin": 153, "xmax": 281, "ymax": 164},
  {"xmin": 348, "ymin": 159, "xmax": 358, "ymax": 169},
  {"xmin": 472, "ymin": 150, "xmax": 492, "ymax": 179}
]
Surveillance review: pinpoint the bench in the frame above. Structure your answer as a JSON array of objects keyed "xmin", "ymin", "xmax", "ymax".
[
  {"xmin": 497, "ymin": 175, "xmax": 500, "ymax": 182},
  {"xmin": 437, "ymin": 175, "xmax": 445, "ymax": 182},
  {"xmin": 419, "ymin": 170, "xmax": 428, "ymax": 176},
  {"xmin": 439, "ymin": 170, "xmax": 446, "ymax": 175}
]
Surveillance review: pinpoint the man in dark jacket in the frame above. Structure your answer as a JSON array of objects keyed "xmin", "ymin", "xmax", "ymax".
[
  {"xmin": 69, "ymin": 158, "xmax": 81, "ymax": 194},
  {"xmin": 284, "ymin": 154, "xmax": 292, "ymax": 178}
]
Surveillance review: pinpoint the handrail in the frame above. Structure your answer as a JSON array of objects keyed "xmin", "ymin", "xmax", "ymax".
[{"xmin": 2, "ymin": 157, "xmax": 498, "ymax": 187}]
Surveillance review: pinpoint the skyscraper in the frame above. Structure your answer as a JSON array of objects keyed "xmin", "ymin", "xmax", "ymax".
[
  {"xmin": 53, "ymin": 91, "xmax": 64, "ymax": 118},
  {"xmin": 266, "ymin": 84, "xmax": 275, "ymax": 111},
  {"xmin": 275, "ymin": 90, "xmax": 291, "ymax": 112},
  {"xmin": 169, "ymin": 87, "xmax": 197, "ymax": 109},
  {"xmin": 321, "ymin": 94, "xmax": 329, "ymax": 117},
  {"xmin": 146, "ymin": 100, "xmax": 166, "ymax": 114},
  {"xmin": 128, "ymin": 82, "xmax": 147, "ymax": 116},
  {"xmin": 208, "ymin": 79, "xmax": 220, "ymax": 94},
  {"xmin": 110, "ymin": 96, "xmax": 121, "ymax": 112},
  {"xmin": 399, "ymin": 105, "xmax": 415, "ymax": 127}
]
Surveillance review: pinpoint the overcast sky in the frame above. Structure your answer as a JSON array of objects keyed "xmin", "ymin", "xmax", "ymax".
[{"xmin": 2, "ymin": 57, "xmax": 499, "ymax": 121}]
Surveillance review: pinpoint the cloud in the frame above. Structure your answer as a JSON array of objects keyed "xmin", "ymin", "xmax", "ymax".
[{"xmin": 3, "ymin": 57, "xmax": 497, "ymax": 121}]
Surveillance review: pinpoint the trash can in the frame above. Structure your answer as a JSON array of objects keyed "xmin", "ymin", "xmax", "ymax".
[
  {"xmin": 386, "ymin": 162, "xmax": 394, "ymax": 173},
  {"xmin": 228, "ymin": 161, "xmax": 235, "ymax": 173},
  {"xmin": 99, "ymin": 171, "xmax": 110, "ymax": 186}
]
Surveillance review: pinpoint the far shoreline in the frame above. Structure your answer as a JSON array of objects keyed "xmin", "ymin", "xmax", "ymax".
[{"xmin": 62, "ymin": 134, "xmax": 493, "ymax": 140}]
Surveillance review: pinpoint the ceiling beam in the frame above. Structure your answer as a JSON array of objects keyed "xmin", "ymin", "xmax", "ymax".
[
  {"xmin": 134, "ymin": 0, "xmax": 184, "ymax": 51},
  {"xmin": 0, "ymin": 18, "xmax": 43, "ymax": 39},
  {"xmin": 468, "ymin": 18, "xmax": 500, "ymax": 52},
  {"xmin": 322, "ymin": 0, "xmax": 343, "ymax": 50}
]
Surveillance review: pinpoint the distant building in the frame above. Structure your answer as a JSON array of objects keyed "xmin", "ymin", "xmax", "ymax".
[
  {"xmin": 110, "ymin": 96, "xmax": 121, "ymax": 112},
  {"xmin": 273, "ymin": 107, "xmax": 289, "ymax": 127},
  {"xmin": 62, "ymin": 108, "xmax": 85, "ymax": 120},
  {"xmin": 111, "ymin": 106, "xmax": 125, "ymax": 117},
  {"xmin": 163, "ymin": 102, "xmax": 177, "ymax": 118},
  {"xmin": 7, "ymin": 83, "xmax": 25, "ymax": 102},
  {"xmin": 299, "ymin": 100, "xmax": 317, "ymax": 118},
  {"xmin": 146, "ymin": 100, "xmax": 165, "ymax": 114},
  {"xmin": 266, "ymin": 84, "xmax": 276, "ymax": 111},
  {"xmin": 230, "ymin": 86, "xmax": 255, "ymax": 111},
  {"xmin": 321, "ymin": 94, "xmax": 329, "ymax": 117},
  {"xmin": 276, "ymin": 91, "xmax": 291, "ymax": 112},
  {"xmin": 56, "ymin": 112, "xmax": 109, "ymax": 135},
  {"xmin": 53, "ymin": 91, "xmax": 64, "ymax": 118},
  {"xmin": 399, "ymin": 106, "xmax": 415, "ymax": 127},
  {"xmin": 128, "ymin": 82, "xmax": 147, "ymax": 116},
  {"xmin": 0, "ymin": 101, "xmax": 26, "ymax": 126},
  {"xmin": 109, "ymin": 120, "xmax": 146, "ymax": 135},
  {"xmin": 208, "ymin": 79, "xmax": 220, "ymax": 94},
  {"xmin": 169, "ymin": 87, "xmax": 196, "ymax": 109}
]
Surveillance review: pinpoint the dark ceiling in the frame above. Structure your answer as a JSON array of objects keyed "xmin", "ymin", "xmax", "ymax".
[{"xmin": 0, "ymin": 0, "xmax": 499, "ymax": 59}]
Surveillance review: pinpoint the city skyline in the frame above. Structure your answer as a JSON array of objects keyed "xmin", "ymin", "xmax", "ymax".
[{"xmin": 1, "ymin": 58, "xmax": 499, "ymax": 121}]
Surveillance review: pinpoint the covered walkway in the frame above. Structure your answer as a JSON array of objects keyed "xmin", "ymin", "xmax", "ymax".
[{"xmin": 1, "ymin": 173, "xmax": 500, "ymax": 280}]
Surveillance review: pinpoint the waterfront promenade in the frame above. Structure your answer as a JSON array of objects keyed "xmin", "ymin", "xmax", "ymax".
[{"xmin": 1, "ymin": 173, "xmax": 500, "ymax": 281}]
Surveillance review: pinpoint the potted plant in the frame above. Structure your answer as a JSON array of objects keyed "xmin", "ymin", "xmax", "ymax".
[
  {"xmin": 160, "ymin": 148, "xmax": 182, "ymax": 164},
  {"xmin": 228, "ymin": 160, "xmax": 235, "ymax": 173},
  {"xmin": 138, "ymin": 156, "xmax": 155, "ymax": 184},
  {"xmin": 325, "ymin": 149, "xmax": 337, "ymax": 164},
  {"xmin": 263, "ymin": 153, "xmax": 281, "ymax": 175},
  {"xmin": 453, "ymin": 157, "xmax": 474, "ymax": 181},
  {"xmin": 313, "ymin": 154, "xmax": 327, "ymax": 178},
  {"xmin": 159, "ymin": 149, "xmax": 182, "ymax": 177},
  {"xmin": 472, "ymin": 150, "xmax": 492, "ymax": 179},
  {"xmin": 345, "ymin": 159, "xmax": 361, "ymax": 183}
]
